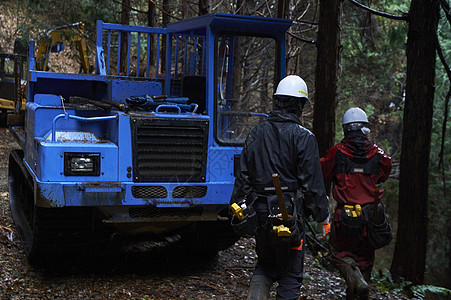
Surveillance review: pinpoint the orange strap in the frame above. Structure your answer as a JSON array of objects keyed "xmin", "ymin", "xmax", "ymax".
[
  {"xmin": 321, "ymin": 222, "xmax": 331, "ymax": 240},
  {"xmin": 290, "ymin": 239, "xmax": 303, "ymax": 251}
]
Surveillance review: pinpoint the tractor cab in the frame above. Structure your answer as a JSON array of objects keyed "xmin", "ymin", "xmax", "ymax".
[{"xmin": 166, "ymin": 13, "xmax": 292, "ymax": 145}]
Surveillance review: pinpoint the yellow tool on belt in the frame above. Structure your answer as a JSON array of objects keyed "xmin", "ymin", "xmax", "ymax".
[
  {"xmin": 231, "ymin": 202, "xmax": 245, "ymax": 220},
  {"xmin": 344, "ymin": 204, "xmax": 362, "ymax": 217},
  {"xmin": 273, "ymin": 224, "xmax": 291, "ymax": 237}
]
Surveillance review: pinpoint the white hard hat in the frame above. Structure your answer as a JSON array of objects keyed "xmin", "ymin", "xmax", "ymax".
[
  {"xmin": 343, "ymin": 107, "xmax": 368, "ymax": 125},
  {"xmin": 274, "ymin": 75, "xmax": 308, "ymax": 99}
]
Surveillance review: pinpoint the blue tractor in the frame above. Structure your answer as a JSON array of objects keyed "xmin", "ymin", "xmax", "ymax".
[{"xmin": 8, "ymin": 13, "xmax": 292, "ymax": 262}]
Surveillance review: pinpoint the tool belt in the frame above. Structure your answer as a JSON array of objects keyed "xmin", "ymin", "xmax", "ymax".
[
  {"xmin": 231, "ymin": 203, "xmax": 258, "ymax": 238},
  {"xmin": 268, "ymin": 213, "xmax": 302, "ymax": 248},
  {"xmin": 362, "ymin": 201, "xmax": 393, "ymax": 249},
  {"xmin": 335, "ymin": 204, "xmax": 365, "ymax": 237},
  {"xmin": 335, "ymin": 202, "xmax": 393, "ymax": 249},
  {"xmin": 261, "ymin": 192, "xmax": 303, "ymax": 248},
  {"xmin": 230, "ymin": 193, "xmax": 259, "ymax": 238}
]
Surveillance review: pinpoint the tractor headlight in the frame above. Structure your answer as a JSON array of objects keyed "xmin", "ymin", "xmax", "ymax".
[{"xmin": 64, "ymin": 153, "xmax": 100, "ymax": 176}]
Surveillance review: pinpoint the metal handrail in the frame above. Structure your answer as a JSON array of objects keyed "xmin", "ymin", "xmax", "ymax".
[
  {"xmin": 155, "ymin": 104, "xmax": 181, "ymax": 114},
  {"xmin": 51, "ymin": 113, "xmax": 117, "ymax": 142}
]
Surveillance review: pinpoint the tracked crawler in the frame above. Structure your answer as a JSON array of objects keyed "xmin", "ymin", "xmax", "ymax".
[{"xmin": 8, "ymin": 13, "xmax": 293, "ymax": 263}]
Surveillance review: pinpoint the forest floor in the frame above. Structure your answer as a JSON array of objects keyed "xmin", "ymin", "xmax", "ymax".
[{"xmin": 0, "ymin": 127, "xmax": 412, "ymax": 299}]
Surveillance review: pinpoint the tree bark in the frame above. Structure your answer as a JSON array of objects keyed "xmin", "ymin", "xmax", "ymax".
[
  {"xmin": 232, "ymin": 0, "xmax": 246, "ymax": 102},
  {"xmin": 147, "ymin": 0, "xmax": 156, "ymax": 66},
  {"xmin": 198, "ymin": 0, "xmax": 210, "ymax": 15},
  {"xmin": 390, "ymin": 0, "xmax": 440, "ymax": 284},
  {"xmin": 235, "ymin": 0, "xmax": 246, "ymax": 15},
  {"xmin": 312, "ymin": 0, "xmax": 342, "ymax": 157},
  {"xmin": 277, "ymin": 0, "xmax": 288, "ymax": 19},
  {"xmin": 120, "ymin": 0, "xmax": 130, "ymax": 75},
  {"xmin": 161, "ymin": 0, "xmax": 170, "ymax": 74}
]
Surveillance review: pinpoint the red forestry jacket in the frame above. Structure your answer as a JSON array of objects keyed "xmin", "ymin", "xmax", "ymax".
[{"xmin": 320, "ymin": 131, "xmax": 392, "ymax": 205}]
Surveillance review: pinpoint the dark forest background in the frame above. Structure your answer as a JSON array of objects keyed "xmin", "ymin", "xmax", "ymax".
[{"xmin": 0, "ymin": 0, "xmax": 449, "ymax": 291}]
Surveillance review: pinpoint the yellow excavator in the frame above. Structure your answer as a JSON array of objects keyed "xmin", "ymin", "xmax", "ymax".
[
  {"xmin": 0, "ymin": 53, "xmax": 26, "ymax": 126},
  {"xmin": 0, "ymin": 22, "xmax": 90, "ymax": 126},
  {"xmin": 35, "ymin": 22, "xmax": 90, "ymax": 74}
]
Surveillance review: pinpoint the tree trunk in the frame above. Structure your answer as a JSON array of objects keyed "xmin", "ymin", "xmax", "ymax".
[
  {"xmin": 161, "ymin": 0, "xmax": 170, "ymax": 74},
  {"xmin": 312, "ymin": 0, "xmax": 342, "ymax": 157},
  {"xmin": 390, "ymin": 0, "xmax": 439, "ymax": 284},
  {"xmin": 232, "ymin": 0, "xmax": 246, "ymax": 103},
  {"xmin": 147, "ymin": 0, "xmax": 156, "ymax": 66},
  {"xmin": 277, "ymin": 0, "xmax": 288, "ymax": 19},
  {"xmin": 181, "ymin": 0, "xmax": 189, "ymax": 19},
  {"xmin": 198, "ymin": 0, "xmax": 210, "ymax": 15},
  {"xmin": 120, "ymin": 0, "xmax": 130, "ymax": 75},
  {"xmin": 235, "ymin": 0, "xmax": 246, "ymax": 15}
]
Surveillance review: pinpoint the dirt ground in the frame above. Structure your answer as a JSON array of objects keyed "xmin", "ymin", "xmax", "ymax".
[{"xmin": 0, "ymin": 127, "xmax": 410, "ymax": 299}]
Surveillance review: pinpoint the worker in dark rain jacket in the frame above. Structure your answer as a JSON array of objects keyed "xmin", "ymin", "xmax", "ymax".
[
  {"xmin": 321, "ymin": 107, "xmax": 392, "ymax": 300},
  {"xmin": 230, "ymin": 75, "xmax": 330, "ymax": 300}
]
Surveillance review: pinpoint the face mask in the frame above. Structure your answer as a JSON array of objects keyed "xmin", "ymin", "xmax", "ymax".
[
  {"xmin": 343, "ymin": 123, "xmax": 370, "ymax": 135},
  {"xmin": 361, "ymin": 127, "xmax": 370, "ymax": 135}
]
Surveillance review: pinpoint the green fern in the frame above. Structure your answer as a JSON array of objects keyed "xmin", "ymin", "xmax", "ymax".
[
  {"xmin": 370, "ymin": 268, "xmax": 451, "ymax": 299},
  {"xmin": 411, "ymin": 285, "xmax": 451, "ymax": 299}
]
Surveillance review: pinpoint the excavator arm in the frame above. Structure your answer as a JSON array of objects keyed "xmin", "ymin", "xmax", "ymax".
[{"xmin": 35, "ymin": 22, "xmax": 90, "ymax": 73}]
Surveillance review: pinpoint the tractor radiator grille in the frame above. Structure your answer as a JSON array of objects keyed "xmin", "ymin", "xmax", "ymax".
[
  {"xmin": 172, "ymin": 186, "xmax": 207, "ymax": 198},
  {"xmin": 132, "ymin": 118, "xmax": 208, "ymax": 182},
  {"xmin": 131, "ymin": 186, "xmax": 168, "ymax": 198},
  {"xmin": 129, "ymin": 206, "xmax": 203, "ymax": 218}
]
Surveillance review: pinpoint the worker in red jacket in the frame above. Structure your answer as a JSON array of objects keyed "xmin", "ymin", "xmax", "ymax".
[{"xmin": 320, "ymin": 107, "xmax": 392, "ymax": 300}]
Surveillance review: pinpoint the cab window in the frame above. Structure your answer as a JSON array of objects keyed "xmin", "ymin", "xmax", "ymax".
[{"xmin": 215, "ymin": 34, "xmax": 278, "ymax": 145}]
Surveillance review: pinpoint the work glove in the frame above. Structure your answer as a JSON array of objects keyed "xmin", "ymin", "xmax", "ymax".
[{"xmin": 316, "ymin": 216, "xmax": 330, "ymax": 240}]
